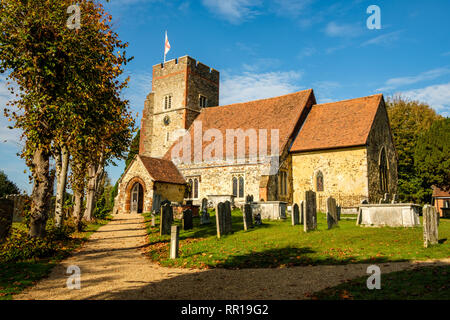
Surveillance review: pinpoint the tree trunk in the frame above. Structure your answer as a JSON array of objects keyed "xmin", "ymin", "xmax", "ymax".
[
  {"xmin": 84, "ymin": 164, "xmax": 97, "ymax": 221},
  {"xmin": 54, "ymin": 146, "xmax": 69, "ymax": 227},
  {"xmin": 84, "ymin": 154, "xmax": 105, "ymax": 221},
  {"xmin": 74, "ymin": 190, "xmax": 84, "ymax": 231},
  {"xmin": 29, "ymin": 149, "xmax": 51, "ymax": 238}
]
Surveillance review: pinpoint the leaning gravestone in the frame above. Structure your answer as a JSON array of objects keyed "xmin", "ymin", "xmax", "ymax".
[
  {"xmin": 292, "ymin": 203, "xmax": 300, "ymax": 226},
  {"xmin": 160, "ymin": 203, "xmax": 172, "ymax": 236},
  {"xmin": 243, "ymin": 204, "xmax": 253, "ymax": 231},
  {"xmin": 326, "ymin": 197, "xmax": 338, "ymax": 229},
  {"xmin": 423, "ymin": 204, "xmax": 438, "ymax": 248},
  {"xmin": 182, "ymin": 209, "xmax": 193, "ymax": 230},
  {"xmin": 304, "ymin": 190, "xmax": 317, "ymax": 232},
  {"xmin": 0, "ymin": 199, "xmax": 14, "ymax": 242}
]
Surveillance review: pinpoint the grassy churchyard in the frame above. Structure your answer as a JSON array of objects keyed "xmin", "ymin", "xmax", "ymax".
[{"xmin": 143, "ymin": 209, "xmax": 449, "ymax": 270}]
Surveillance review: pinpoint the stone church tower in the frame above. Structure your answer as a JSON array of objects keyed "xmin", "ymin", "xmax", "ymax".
[{"xmin": 139, "ymin": 56, "xmax": 220, "ymax": 158}]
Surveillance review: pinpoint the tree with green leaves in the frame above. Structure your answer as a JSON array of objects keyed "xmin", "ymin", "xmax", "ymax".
[
  {"xmin": 1, "ymin": 0, "xmax": 134, "ymax": 236},
  {"xmin": 414, "ymin": 118, "xmax": 450, "ymax": 203},
  {"xmin": 386, "ymin": 96, "xmax": 443, "ymax": 203},
  {"xmin": 0, "ymin": 170, "xmax": 20, "ymax": 198}
]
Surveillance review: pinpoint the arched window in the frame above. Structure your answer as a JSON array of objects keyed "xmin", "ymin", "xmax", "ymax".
[
  {"xmin": 316, "ymin": 171, "xmax": 324, "ymax": 192},
  {"xmin": 239, "ymin": 176, "xmax": 244, "ymax": 198},
  {"xmin": 194, "ymin": 178, "xmax": 199, "ymax": 199},
  {"xmin": 188, "ymin": 179, "xmax": 193, "ymax": 199},
  {"xmin": 232, "ymin": 177, "xmax": 238, "ymax": 197},
  {"xmin": 379, "ymin": 148, "xmax": 388, "ymax": 193}
]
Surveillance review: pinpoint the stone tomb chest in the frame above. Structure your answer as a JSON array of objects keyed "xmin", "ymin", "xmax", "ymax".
[
  {"xmin": 251, "ymin": 201, "xmax": 287, "ymax": 220},
  {"xmin": 358, "ymin": 203, "xmax": 420, "ymax": 227}
]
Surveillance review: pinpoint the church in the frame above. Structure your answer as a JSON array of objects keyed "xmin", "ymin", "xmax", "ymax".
[{"xmin": 114, "ymin": 55, "xmax": 398, "ymax": 214}]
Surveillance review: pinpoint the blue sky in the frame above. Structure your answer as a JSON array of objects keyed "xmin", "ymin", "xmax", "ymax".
[{"xmin": 1, "ymin": 0, "xmax": 450, "ymax": 193}]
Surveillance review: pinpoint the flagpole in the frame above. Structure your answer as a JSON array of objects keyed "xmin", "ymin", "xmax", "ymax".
[{"xmin": 163, "ymin": 30, "xmax": 167, "ymax": 64}]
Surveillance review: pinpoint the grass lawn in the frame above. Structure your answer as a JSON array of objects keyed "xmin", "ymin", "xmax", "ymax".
[
  {"xmin": 311, "ymin": 265, "xmax": 450, "ymax": 300},
  {"xmin": 143, "ymin": 209, "xmax": 449, "ymax": 269},
  {"xmin": 0, "ymin": 217, "xmax": 111, "ymax": 300}
]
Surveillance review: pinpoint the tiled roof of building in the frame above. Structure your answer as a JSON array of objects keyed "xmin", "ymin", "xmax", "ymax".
[
  {"xmin": 164, "ymin": 89, "xmax": 315, "ymax": 162},
  {"xmin": 432, "ymin": 185, "xmax": 450, "ymax": 198},
  {"xmin": 139, "ymin": 155, "xmax": 186, "ymax": 184},
  {"xmin": 290, "ymin": 94, "xmax": 383, "ymax": 153}
]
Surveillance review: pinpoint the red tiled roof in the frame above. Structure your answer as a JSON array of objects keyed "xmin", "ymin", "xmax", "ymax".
[
  {"xmin": 164, "ymin": 89, "xmax": 315, "ymax": 162},
  {"xmin": 432, "ymin": 186, "xmax": 450, "ymax": 198},
  {"xmin": 139, "ymin": 155, "xmax": 186, "ymax": 184},
  {"xmin": 290, "ymin": 94, "xmax": 383, "ymax": 152}
]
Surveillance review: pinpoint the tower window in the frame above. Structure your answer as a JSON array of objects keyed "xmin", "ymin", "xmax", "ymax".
[
  {"xmin": 199, "ymin": 95, "xmax": 207, "ymax": 108},
  {"xmin": 164, "ymin": 95, "xmax": 172, "ymax": 110},
  {"xmin": 279, "ymin": 171, "xmax": 288, "ymax": 195},
  {"xmin": 238, "ymin": 176, "xmax": 244, "ymax": 198}
]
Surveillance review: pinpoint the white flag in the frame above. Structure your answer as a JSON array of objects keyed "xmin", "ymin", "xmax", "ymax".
[{"xmin": 164, "ymin": 31, "xmax": 171, "ymax": 62}]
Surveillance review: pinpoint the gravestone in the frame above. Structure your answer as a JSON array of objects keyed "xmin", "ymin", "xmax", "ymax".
[
  {"xmin": 379, "ymin": 193, "xmax": 389, "ymax": 204},
  {"xmin": 216, "ymin": 201, "xmax": 233, "ymax": 238},
  {"xmin": 292, "ymin": 203, "xmax": 300, "ymax": 226},
  {"xmin": 304, "ymin": 190, "xmax": 317, "ymax": 232},
  {"xmin": 361, "ymin": 199, "xmax": 368, "ymax": 204},
  {"xmin": 299, "ymin": 200, "xmax": 304, "ymax": 224},
  {"xmin": 182, "ymin": 209, "xmax": 193, "ymax": 230},
  {"xmin": 246, "ymin": 195, "xmax": 254, "ymax": 204},
  {"xmin": 200, "ymin": 198, "xmax": 211, "ymax": 225},
  {"xmin": 224, "ymin": 201, "xmax": 233, "ymax": 234},
  {"xmin": 391, "ymin": 194, "xmax": 398, "ymax": 204},
  {"xmin": 326, "ymin": 197, "xmax": 338, "ymax": 229},
  {"xmin": 160, "ymin": 203, "xmax": 172, "ymax": 236},
  {"xmin": 151, "ymin": 214, "xmax": 156, "ymax": 227},
  {"xmin": 170, "ymin": 225, "xmax": 180, "ymax": 259},
  {"xmin": 152, "ymin": 194, "xmax": 162, "ymax": 214},
  {"xmin": 243, "ymin": 204, "xmax": 253, "ymax": 231},
  {"xmin": 0, "ymin": 199, "xmax": 14, "ymax": 242},
  {"xmin": 201, "ymin": 198, "xmax": 208, "ymax": 211},
  {"xmin": 337, "ymin": 205, "xmax": 341, "ymax": 221},
  {"xmin": 423, "ymin": 204, "xmax": 439, "ymax": 248},
  {"xmin": 254, "ymin": 213, "xmax": 262, "ymax": 225}
]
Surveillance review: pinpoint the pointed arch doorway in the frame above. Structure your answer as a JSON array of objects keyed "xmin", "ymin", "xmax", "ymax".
[{"xmin": 130, "ymin": 182, "xmax": 144, "ymax": 213}]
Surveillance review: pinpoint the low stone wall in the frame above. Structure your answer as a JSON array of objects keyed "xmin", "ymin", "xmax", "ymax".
[
  {"xmin": 251, "ymin": 201, "xmax": 287, "ymax": 220},
  {"xmin": 358, "ymin": 203, "xmax": 420, "ymax": 227}
]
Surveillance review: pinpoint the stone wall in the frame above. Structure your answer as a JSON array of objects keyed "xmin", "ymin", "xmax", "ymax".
[
  {"xmin": 154, "ymin": 182, "xmax": 185, "ymax": 204},
  {"xmin": 292, "ymin": 146, "xmax": 369, "ymax": 210},
  {"xmin": 178, "ymin": 160, "xmax": 274, "ymax": 206},
  {"xmin": 366, "ymin": 99, "xmax": 398, "ymax": 203}
]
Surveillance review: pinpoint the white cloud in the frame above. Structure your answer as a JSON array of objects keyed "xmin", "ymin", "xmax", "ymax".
[
  {"xmin": 324, "ymin": 21, "xmax": 362, "ymax": 38},
  {"xmin": 220, "ymin": 70, "xmax": 302, "ymax": 105},
  {"xmin": 399, "ymin": 83, "xmax": 450, "ymax": 117},
  {"xmin": 272, "ymin": 0, "xmax": 314, "ymax": 18},
  {"xmin": 202, "ymin": 0, "xmax": 261, "ymax": 24},
  {"xmin": 361, "ymin": 30, "xmax": 402, "ymax": 47},
  {"xmin": 377, "ymin": 67, "xmax": 450, "ymax": 91}
]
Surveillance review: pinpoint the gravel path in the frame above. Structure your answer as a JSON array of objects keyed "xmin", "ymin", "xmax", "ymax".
[{"xmin": 14, "ymin": 213, "xmax": 450, "ymax": 300}]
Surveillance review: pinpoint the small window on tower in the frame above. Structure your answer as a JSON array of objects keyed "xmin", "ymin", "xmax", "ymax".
[
  {"xmin": 164, "ymin": 95, "xmax": 172, "ymax": 110},
  {"xmin": 199, "ymin": 95, "xmax": 207, "ymax": 108}
]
